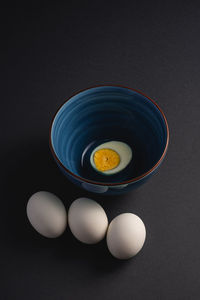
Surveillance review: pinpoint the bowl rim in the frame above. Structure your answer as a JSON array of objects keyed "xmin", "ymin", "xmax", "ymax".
[{"xmin": 49, "ymin": 84, "xmax": 169, "ymax": 186}]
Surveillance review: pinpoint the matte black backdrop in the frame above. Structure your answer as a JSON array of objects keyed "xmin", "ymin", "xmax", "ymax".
[{"xmin": 1, "ymin": 2, "xmax": 200, "ymax": 299}]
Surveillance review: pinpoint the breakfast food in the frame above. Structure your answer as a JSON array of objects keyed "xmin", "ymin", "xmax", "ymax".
[
  {"xmin": 68, "ymin": 197, "xmax": 108, "ymax": 244},
  {"xmin": 26, "ymin": 191, "xmax": 67, "ymax": 238},
  {"xmin": 90, "ymin": 141, "xmax": 132, "ymax": 175},
  {"xmin": 106, "ymin": 213, "xmax": 146, "ymax": 259},
  {"xmin": 27, "ymin": 193, "xmax": 147, "ymax": 260}
]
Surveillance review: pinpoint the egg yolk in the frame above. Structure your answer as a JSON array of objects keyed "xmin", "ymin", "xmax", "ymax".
[{"xmin": 93, "ymin": 148, "xmax": 120, "ymax": 172}]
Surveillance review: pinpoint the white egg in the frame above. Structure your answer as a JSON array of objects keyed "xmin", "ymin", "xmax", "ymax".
[
  {"xmin": 26, "ymin": 191, "xmax": 67, "ymax": 238},
  {"xmin": 106, "ymin": 213, "xmax": 146, "ymax": 259},
  {"xmin": 68, "ymin": 197, "xmax": 108, "ymax": 244},
  {"xmin": 90, "ymin": 141, "xmax": 132, "ymax": 175}
]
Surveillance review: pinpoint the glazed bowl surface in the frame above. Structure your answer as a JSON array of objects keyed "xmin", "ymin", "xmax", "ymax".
[{"xmin": 50, "ymin": 85, "xmax": 169, "ymax": 195}]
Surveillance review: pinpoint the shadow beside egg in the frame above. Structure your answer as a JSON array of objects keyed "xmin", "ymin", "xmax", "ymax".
[
  {"xmin": 1, "ymin": 137, "xmax": 81, "ymax": 248},
  {"xmin": 2, "ymin": 136, "xmax": 140, "ymax": 275},
  {"xmin": 54, "ymin": 226, "xmax": 131, "ymax": 274}
]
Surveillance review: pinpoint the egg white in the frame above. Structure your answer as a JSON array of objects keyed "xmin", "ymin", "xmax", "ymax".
[{"xmin": 90, "ymin": 141, "xmax": 132, "ymax": 175}]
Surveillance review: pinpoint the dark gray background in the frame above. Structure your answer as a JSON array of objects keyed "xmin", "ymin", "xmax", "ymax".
[{"xmin": 1, "ymin": 1, "xmax": 200, "ymax": 299}]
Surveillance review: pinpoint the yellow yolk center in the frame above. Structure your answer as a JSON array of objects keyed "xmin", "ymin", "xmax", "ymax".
[{"xmin": 93, "ymin": 148, "xmax": 120, "ymax": 172}]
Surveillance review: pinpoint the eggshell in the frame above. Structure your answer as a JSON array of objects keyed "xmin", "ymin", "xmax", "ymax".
[
  {"xmin": 68, "ymin": 197, "xmax": 108, "ymax": 244},
  {"xmin": 106, "ymin": 213, "xmax": 146, "ymax": 259},
  {"xmin": 26, "ymin": 191, "xmax": 67, "ymax": 238}
]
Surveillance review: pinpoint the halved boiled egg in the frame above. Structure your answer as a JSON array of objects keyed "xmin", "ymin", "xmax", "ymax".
[{"xmin": 90, "ymin": 141, "xmax": 132, "ymax": 175}]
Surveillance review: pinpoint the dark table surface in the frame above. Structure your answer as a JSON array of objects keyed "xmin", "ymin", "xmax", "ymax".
[{"xmin": 1, "ymin": 2, "xmax": 200, "ymax": 299}]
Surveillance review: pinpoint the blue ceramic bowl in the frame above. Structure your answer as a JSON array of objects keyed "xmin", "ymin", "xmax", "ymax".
[{"xmin": 50, "ymin": 85, "xmax": 169, "ymax": 195}]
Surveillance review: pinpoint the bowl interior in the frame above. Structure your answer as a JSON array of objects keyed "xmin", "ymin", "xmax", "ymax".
[{"xmin": 51, "ymin": 86, "xmax": 168, "ymax": 184}]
